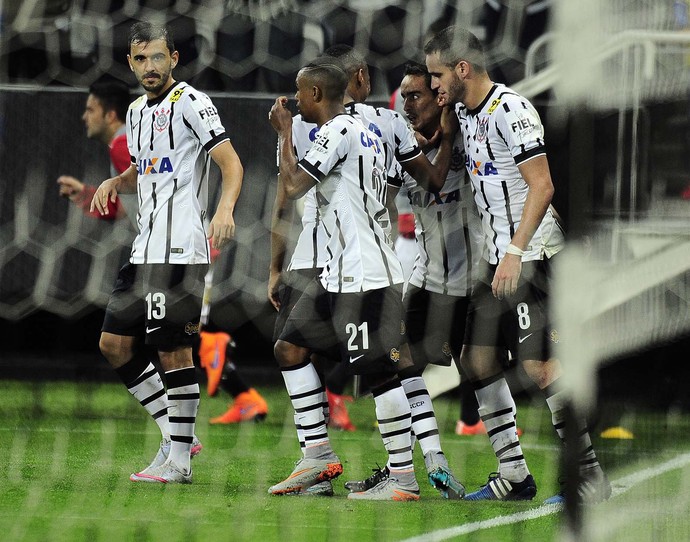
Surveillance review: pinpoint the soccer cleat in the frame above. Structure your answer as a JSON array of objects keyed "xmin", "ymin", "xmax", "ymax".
[
  {"xmin": 209, "ymin": 388, "xmax": 268, "ymax": 424},
  {"xmin": 464, "ymin": 473, "xmax": 537, "ymax": 501},
  {"xmin": 344, "ymin": 465, "xmax": 390, "ymax": 492},
  {"xmin": 455, "ymin": 419, "xmax": 523, "ymax": 437},
  {"xmin": 428, "ymin": 466, "xmax": 465, "ymax": 500},
  {"xmin": 300, "ymin": 481, "xmax": 334, "ymax": 496},
  {"xmin": 198, "ymin": 331, "xmax": 233, "ymax": 397},
  {"xmin": 347, "ymin": 476, "xmax": 420, "ymax": 501},
  {"xmin": 130, "ymin": 458, "xmax": 192, "ymax": 483},
  {"xmin": 543, "ymin": 471, "xmax": 612, "ymax": 505},
  {"xmin": 326, "ymin": 390, "xmax": 356, "ymax": 431},
  {"xmin": 133, "ymin": 435, "xmax": 202, "ymax": 476},
  {"xmin": 269, "ymin": 456, "xmax": 343, "ymax": 495},
  {"xmin": 424, "ymin": 451, "xmax": 465, "ymax": 499},
  {"xmin": 455, "ymin": 420, "xmax": 487, "ymax": 436},
  {"xmin": 191, "ymin": 435, "xmax": 203, "ymax": 457}
]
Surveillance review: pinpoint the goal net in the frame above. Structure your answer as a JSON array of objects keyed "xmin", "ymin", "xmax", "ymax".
[{"xmin": 547, "ymin": 1, "xmax": 690, "ymax": 539}]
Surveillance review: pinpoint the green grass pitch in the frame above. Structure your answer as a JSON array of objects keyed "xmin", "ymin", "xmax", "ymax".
[{"xmin": 0, "ymin": 379, "xmax": 688, "ymax": 541}]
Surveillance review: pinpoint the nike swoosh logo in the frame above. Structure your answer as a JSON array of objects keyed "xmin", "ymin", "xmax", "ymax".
[
  {"xmin": 518, "ymin": 333, "xmax": 533, "ymax": 344},
  {"xmin": 146, "ymin": 326, "xmax": 162, "ymax": 334},
  {"xmin": 349, "ymin": 354, "xmax": 365, "ymax": 364}
]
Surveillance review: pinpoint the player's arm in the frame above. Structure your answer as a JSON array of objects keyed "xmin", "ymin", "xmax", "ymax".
[
  {"xmin": 268, "ymin": 177, "xmax": 294, "ymax": 310},
  {"xmin": 386, "ymin": 183, "xmax": 401, "ymax": 244},
  {"xmin": 269, "ymin": 97, "xmax": 316, "ymax": 199},
  {"xmin": 492, "ymin": 155, "xmax": 554, "ymax": 299},
  {"xmin": 207, "ymin": 140, "xmax": 244, "ymax": 250},
  {"xmin": 90, "ymin": 164, "xmax": 138, "ymax": 216},
  {"xmin": 399, "ymin": 106, "xmax": 458, "ymax": 193},
  {"xmin": 59, "ymin": 176, "xmax": 120, "ymax": 221}
]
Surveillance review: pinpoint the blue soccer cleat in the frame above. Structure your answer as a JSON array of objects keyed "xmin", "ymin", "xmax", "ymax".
[{"xmin": 465, "ymin": 472, "xmax": 537, "ymax": 501}]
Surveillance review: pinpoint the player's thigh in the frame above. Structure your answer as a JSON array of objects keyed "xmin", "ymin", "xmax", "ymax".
[
  {"xmin": 142, "ymin": 263, "xmax": 208, "ymax": 350},
  {"xmin": 404, "ymin": 287, "xmax": 469, "ymax": 368},
  {"xmin": 272, "ymin": 268, "xmax": 320, "ymax": 342},
  {"xmin": 464, "ymin": 276, "xmax": 506, "ymax": 349},
  {"xmin": 102, "ymin": 262, "xmax": 144, "ymax": 337},
  {"xmin": 507, "ymin": 260, "xmax": 555, "ymax": 362},
  {"xmin": 278, "ymin": 279, "xmax": 340, "ymax": 360},
  {"xmin": 332, "ymin": 285, "xmax": 404, "ymax": 376}
]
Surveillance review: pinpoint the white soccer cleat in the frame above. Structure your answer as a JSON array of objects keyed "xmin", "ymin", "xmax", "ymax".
[
  {"xmin": 130, "ymin": 458, "xmax": 192, "ymax": 483},
  {"xmin": 268, "ymin": 456, "xmax": 343, "ymax": 495},
  {"xmin": 347, "ymin": 476, "xmax": 420, "ymax": 501}
]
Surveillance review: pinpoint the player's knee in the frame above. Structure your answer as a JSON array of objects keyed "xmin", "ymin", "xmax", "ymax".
[
  {"xmin": 99, "ymin": 334, "xmax": 130, "ymax": 366},
  {"xmin": 397, "ymin": 364, "xmax": 424, "ymax": 381},
  {"xmin": 274, "ymin": 339, "xmax": 305, "ymax": 368},
  {"xmin": 522, "ymin": 358, "xmax": 560, "ymax": 389}
]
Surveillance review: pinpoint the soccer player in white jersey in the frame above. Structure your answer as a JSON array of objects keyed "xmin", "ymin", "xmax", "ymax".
[
  {"xmin": 268, "ymin": 58, "xmax": 422, "ymax": 501},
  {"xmin": 424, "ymin": 26, "xmax": 611, "ymax": 504},
  {"xmin": 323, "ymin": 45, "xmax": 467, "ymax": 500},
  {"xmin": 91, "ymin": 22, "xmax": 244, "ymax": 484},
  {"xmin": 343, "ymin": 61, "xmax": 477, "ymax": 500}
]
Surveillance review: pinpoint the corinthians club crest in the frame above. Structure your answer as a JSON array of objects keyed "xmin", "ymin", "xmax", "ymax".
[
  {"xmin": 476, "ymin": 116, "xmax": 489, "ymax": 143},
  {"xmin": 154, "ymin": 107, "xmax": 171, "ymax": 132}
]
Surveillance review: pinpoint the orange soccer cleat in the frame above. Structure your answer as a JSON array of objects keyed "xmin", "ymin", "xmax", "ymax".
[
  {"xmin": 198, "ymin": 331, "xmax": 232, "ymax": 397},
  {"xmin": 455, "ymin": 419, "xmax": 523, "ymax": 437},
  {"xmin": 326, "ymin": 389, "xmax": 356, "ymax": 432},
  {"xmin": 210, "ymin": 388, "xmax": 268, "ymax": 424},
  {"xmin": 455, "ymin": 419, "xmax": 487, "ymax": 436}
]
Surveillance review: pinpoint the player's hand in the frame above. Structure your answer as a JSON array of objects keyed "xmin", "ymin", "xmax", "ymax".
[
  {"xmin": 207, "ymin": 207, "xmax": 236, "ymax": 250},
  {"xmin": 90, "ymin": 176, "xmax": 121, "ymax": 216},
  {"xmin": 492, "ymin": 254, "xmax": 522, "ymax": 300},
  {"xmin": 267, "ymin": 269, "xmax": 282, "ymax": 311},
  {"xmin": 269, "ymin": 97, "xmax": 292, "ymax": 134},
  {"xmin": 57, "ymin": 175, "xmax": 85, "ymax": 203},
  {"xmin": 415, "ymin": 128, "xmax": 438, "ymax": 148}
]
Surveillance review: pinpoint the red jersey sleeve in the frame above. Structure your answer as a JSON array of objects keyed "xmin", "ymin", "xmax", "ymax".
[
  {"xmin": 109, "ymin": 133, "xmax": 131, "ymax": 174},
  {"xmin": 77, "ymin": 184, "xmax": 120, "ymax": 221}
]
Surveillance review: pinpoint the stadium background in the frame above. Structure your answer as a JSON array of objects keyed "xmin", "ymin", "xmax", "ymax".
[{"xmin": 0, "ymin": 0, "xmax": 689, "ymax": 414}]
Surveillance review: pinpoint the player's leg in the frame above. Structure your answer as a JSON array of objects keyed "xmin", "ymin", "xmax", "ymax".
[
  {"xmin": 268, "ymin": 280, "xmax": 343, "ymax": 495},
  {"xmin": 131, "ymin": 263, "xmax": 206, "ymax": 484},
  {"xmin": 324, "ymin": 360, "xmax": 356, "ymax": 431},
  {"xmin": 455, "ymin": 360, "xmax": 486, "ymax": 435},
  {"xmin": 461, "ymin": 274, "xmax": 536, "ymax": 501},
  {"xmin": 516, "ymin": 259, "xmax": 610, "ymax": 504},
  {"xmin": 395, "ymin": 287, "xmax": 465, "ymax": 498},
  {"xmin": 343, "ymin": 286, "xmax": 419, "ymax": 501},
  {"xmin": 100, "ymin": 263, "xmax": 172, "ymax": 449},
  {"xmin": 206, "ymin": 332, "xmax": 269, "ymax": 424}
]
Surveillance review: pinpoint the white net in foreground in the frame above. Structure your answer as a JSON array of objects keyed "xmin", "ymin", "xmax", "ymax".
[{"xmin": 553, "ymin": 222, "xmax": 690, "ymax": 541}]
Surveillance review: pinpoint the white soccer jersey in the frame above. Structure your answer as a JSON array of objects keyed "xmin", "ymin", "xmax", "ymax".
[
  {"xmin": 298, "ymin": 114, "xmax": 404, "ymax": 293},
  {"xmin": 344, "ymin": 101, "xmax": 422, "ymax": 182},
  {"xmin": 457, "ymin": 84, "xmax": 564, "ymax": 264},
  {"xmin": 286, "ymin": 115, "xmax": 329, "ymax": 271},
  {"xmin": 286, "ymin": 104, "xmax": 421, "ymax": 272},
  {"xmin": 127, "ymin": 82, "xmax": 229, "ymax": 264},
  {"xmin": 403, "ymin": 133, "xmax": 484, "ymax": 296}
]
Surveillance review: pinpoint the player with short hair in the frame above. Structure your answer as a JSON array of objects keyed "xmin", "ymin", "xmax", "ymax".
[
  {"xmin": 91, "ymin": 21, "xmax": 244, "ymax": 484},
  {"xmin": 58, "ymin": 80, "xmax": 134, "ymax": 221},
  {"xmin": 346, "ymin": 62, "xmax": 485, "ymax": 500},
  {"xmin": 268, "ymin": 58, "xmax": 421, "ymax": 500},
  {"xmin": 320, "ymin": 46, "xmax": 465, "ymax": 500},
  {"xmin": 424, "ymin": 26, "xmax": 611, "ymax": 504}
]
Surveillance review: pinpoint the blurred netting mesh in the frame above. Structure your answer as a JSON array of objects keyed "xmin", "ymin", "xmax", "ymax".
[
  {"xmin": 0, "ymin": 0, "xmax": 550, "ymax": 326},
  {"xmin": 2, "ymin": 0, "xmax": 690, "ymax": 331}
]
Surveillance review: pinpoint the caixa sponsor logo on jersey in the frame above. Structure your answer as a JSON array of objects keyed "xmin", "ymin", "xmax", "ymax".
[
  {"xmin": 465, "ymin": 156, "xmax": 498, "ymax": 176},
  {"xmin": 137, "ymin": 157, "xmax": 174, "ymax": 175},
  {"xmin": 410, "ymin": 189, "xmax": 462, "ymax": 208},
  {"xmin": 360, "ymin": 131, "xmax": 382, "ymax": 154}
]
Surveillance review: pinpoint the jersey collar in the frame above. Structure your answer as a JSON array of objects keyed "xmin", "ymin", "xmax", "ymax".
[
  {"xmin": 146, "ymin": 80, "xmax": 183, "ymax": 107},
  {"xmin": 466, "ymin": 83, "xmax": 498, "ymax": 116}
]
